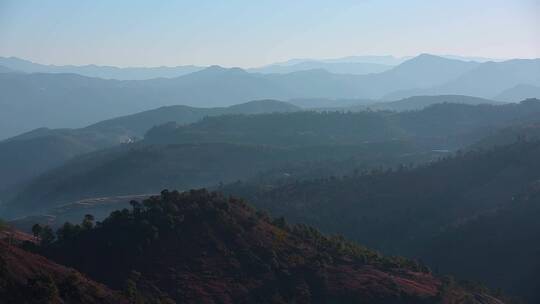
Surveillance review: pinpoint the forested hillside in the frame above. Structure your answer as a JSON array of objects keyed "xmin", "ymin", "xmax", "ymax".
[
  {"xmin": 223, "ymin": 140, "xmax": 540, "ymax": 301},
  {"xmin": 0, "ymin": 239, "xmax": 126, "ymax": 303},
  {"xmin": 0, "ymin": 99, "xmax": 299, "ymax": 192},
  {"xmin": 421, "ymin": 183, "xmax": 540, "ymax": 303},
  {"xmin": 4, "ymin": 100, "xmax": 540, "ymax": 218},
  {"xmin": 2, "ymin": 140, "xmax": 428, "ymax": 218},
  {"xmin": 32, "ymin": 189, "xmax": 505, "ymax": 304},
  {"xmin": 146, "ymin": 99, "xmax": 540, "ymax": 149},
  {"xmin": 2, "ymin": 2, "xmax": 538, "ymax": 303}
]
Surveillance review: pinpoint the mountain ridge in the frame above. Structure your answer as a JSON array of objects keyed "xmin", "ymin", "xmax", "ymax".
[
  {"xmin": 35, "ymin": 189, "xmax": 505, "ymax": 304},
  {"xmin": 0, "ymin": 99, "xmax": 300, "ymax": 192},
  {"xmin": 4, "ymin": 100, "xmax": 540, "ymax": 218},
  {"xmin": 2, "ymin": 54, "xmax": 539, "ymax": 139}
]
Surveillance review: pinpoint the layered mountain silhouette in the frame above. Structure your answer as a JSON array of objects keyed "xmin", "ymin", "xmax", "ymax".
[
  {"xmin": 0, "ymin": 56, "xmax": 204, "ymax": 80},
  {"xmin": 4, "ymin": 100, "xmax": 540, "ymax": 219},
  {"xmin": 1, "ymin": 53, "xmax": 538, "ymax": 304},
  {"xmin": 2, "ymin": 54, "xmax": 538, "ymax": 139},
  {"xmin": 249, "ymin": 61, "xmax": 393, "ymax": 75},
  {"xmin": 495, "ymin": 84, "xmax": 540, "ymax": 102},
  {"xmin": 346, "ymin": 95, "xmax": 502, "ymax": 112},
  {"xmin": 386, "ymin": 59, "xmax": 540, "ymax": 100},
  {"xmin": 259, "ymin": 55, "xmax": 409, "ymax": 67},
  {"xmin": 0, "ymin": 100, "xmax": 299, "ymax": 192}
]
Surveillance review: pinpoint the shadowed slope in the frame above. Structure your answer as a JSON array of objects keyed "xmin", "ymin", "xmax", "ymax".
[{"xmin": 0, "ymin": 240, "xmax": 126, "ymax": 303}]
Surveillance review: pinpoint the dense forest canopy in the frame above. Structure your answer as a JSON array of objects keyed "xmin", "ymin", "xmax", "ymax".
[
  {"xmin": 145, "ymin": 100, "xmax": 540, "ymax": 149},
  {"xmin": 4, "ymin": 100, "xmax": 540, "ymax": 221},
  {"xmin": 223, "ymin": 140, "xmax": 540, "ymax": 302},
  {"xmin": 0, "ymin": 99, "xmax": 300, "ymax": 192},
  {"xmin": 26, "ymin": 189, "xmax": 505, "ymax": 304}
]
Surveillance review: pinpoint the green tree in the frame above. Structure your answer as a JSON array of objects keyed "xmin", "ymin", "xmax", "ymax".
[
  {"xmin": 82, "ymin": 214, "xmax": 95, "ymax": 230},
  {"xmin": 31, "ymin": 223, "xmax": 43, "ymax": 241},
  {"xmin": 56, "ymin": 222, "xmax": 81, "ymax": 241},
  {"xmin": 40, "ymin": 225, "xmax": 55, "ymax": 246}
]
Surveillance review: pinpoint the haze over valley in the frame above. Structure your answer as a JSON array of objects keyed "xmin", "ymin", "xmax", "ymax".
[
  {"xmin": 1, "ymin": 1, "xmax": 539, "ymax": 303},
  {"xmin": 1, "ymin": 54, "xmax": 539, "ymax": 139}
]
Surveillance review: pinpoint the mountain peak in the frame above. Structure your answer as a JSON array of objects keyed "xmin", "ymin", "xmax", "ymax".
[
  {"xmin": 408, "ymin": 53, "xmax": 458, "ymax": 63},
  {"xmin": 192, "ymin": 65, "xmax": 248, "ymax": 77}
]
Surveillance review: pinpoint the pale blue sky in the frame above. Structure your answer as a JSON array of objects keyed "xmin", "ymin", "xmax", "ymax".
[{"xmin": 0, "ymin": 0, "xmax": 538, "ymax": 67}]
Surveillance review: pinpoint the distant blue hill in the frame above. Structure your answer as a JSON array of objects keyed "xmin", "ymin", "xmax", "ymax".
[
  {"xmin": 1, "ymin": 54, "xmax": 539, "ymax": 139},
  {"xmin": 0, "ymin": 56, "xmax": 204, "ymax": 80}
]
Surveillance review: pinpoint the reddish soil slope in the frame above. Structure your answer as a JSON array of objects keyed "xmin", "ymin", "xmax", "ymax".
[
  {"xmin": 0, "ymin": 240, "xmax": 127, "ymax": 304},
  {"xmin": 41, "ymin": 190, "xmax": 505, "ymax": 304}
]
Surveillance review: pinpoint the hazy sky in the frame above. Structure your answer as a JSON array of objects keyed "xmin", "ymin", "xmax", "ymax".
[{"xmin": 0, "ymin": 0, "xmax": 538, "ymax": 68}]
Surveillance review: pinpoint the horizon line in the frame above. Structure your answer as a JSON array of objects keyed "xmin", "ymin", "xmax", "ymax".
[{"xmin": 0, "ymin": 52, "xmax": 529, "ymax": 70}]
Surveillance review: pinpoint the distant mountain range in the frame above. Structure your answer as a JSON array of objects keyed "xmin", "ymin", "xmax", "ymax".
[
  {"xmin": 0, "ymin": 55, "xmax": 408, "ymax": 78},
  {"xmin": 1, "ymin": 54, "xmax": 539, "ymax": 139},
  {"xmin": 255, "ymin": 54, "xmax": 502, "ymax": 69},
  {"xmin": 1, "ymin": 54, "xmax": 505, "ymax": 78},
  {"xmin": 0, "ymin": 56, "xmax": 204, "ymax": 80},
  {"xmin": 495, "ymin": 84, "xmax": 540, "ymax": 102},
  {"xmin": 384, "ymin": 59, "xmax": 540, "ymax": 100},
  {"xmin": 267, "ymin": 55, "xmax": 409, "ymax": 66},
  {"xmin": 248, "ymin": 61, "xmax": 394, "ymax": 75}
]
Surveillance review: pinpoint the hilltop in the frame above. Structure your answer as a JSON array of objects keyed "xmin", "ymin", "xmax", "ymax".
[{"xmin": 37, "ymin": 189, "xmax": 504, "ymax": 304}]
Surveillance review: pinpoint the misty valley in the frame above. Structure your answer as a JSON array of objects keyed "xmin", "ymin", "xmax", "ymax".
[{"xmin": 1, "ymin": 3, "xmax": 540, "ymax": 302}]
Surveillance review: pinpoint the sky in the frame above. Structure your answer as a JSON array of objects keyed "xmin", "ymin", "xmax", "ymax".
[{"xmin": 0, "ymin": 0, "xmax": 538, "ymax": 68}]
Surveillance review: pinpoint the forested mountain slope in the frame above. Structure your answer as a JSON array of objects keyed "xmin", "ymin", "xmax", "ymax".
[
  {"xmin": 223, "ymin": 140, "xmax": 540, "ymax": 301},
  {"xmin": 421, "ymin": 183, "xmax": 540, "ymax": 303},
  {"xmin": 35, "ymin": 189, "xmax": 505, "ymax": 304},
  {"xmin": 360, "ymin": 95, "xmax": 502, "ymax": 112},
  {"xmin": 0, "ymin": 99, "xmax": 299, "ymax": 192},
  {"xmin": 2, "ymin": 140, "xmax": 426, "ymax": 218},
  {"xmin": 3, "ymin": 100, "xmax": 540, "ymax": 218},
  {"xmin": 0, "ymin": 239, "xmax": 126, "ymax": 303},
  {"xmin": 146, "ymin": 99, "xmax": 540, "ymax": 149}
]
